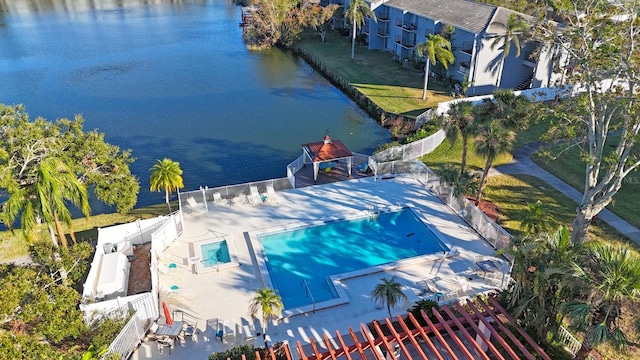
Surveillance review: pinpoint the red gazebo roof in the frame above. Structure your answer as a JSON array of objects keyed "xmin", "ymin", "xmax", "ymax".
[{"xmin": 302, "ymin": 135, "xmax": 353, "ymax": 162}]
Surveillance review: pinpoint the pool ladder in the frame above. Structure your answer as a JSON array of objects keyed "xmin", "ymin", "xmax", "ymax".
[
  {"xmin": 301, "ymin": 279, "xmax": 316, "ymax": 314},
  {"xmin": 368, "ymin": 202, "xmax": 380, "ymax": 221}
]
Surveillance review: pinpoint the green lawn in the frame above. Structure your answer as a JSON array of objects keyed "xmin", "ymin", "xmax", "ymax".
[
  {"xmin": 297, "ymin": 31, "xmax": 453, "ymax": 117},
  {"xmin": 533, "ymin": 140, "xmax": 640, "ymax": 229},
  {"xmin": 483, "ymin": 174, "xmax": 636, "ymax": 249},
  {"xmin": 419, "ymin": 139, "xmax": 514, "ymax": 172},
  {"xmin": 0, "ymin": 202, "xmax": 173, "ymax": 262}
]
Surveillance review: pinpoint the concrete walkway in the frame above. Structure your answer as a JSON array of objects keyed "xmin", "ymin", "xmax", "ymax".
[{"xmin": 489, "ymin": 142, "xmax": 640, "ymax": 245}]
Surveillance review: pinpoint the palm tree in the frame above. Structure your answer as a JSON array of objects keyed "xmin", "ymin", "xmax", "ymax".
[
  {"xmin": 149, "ymin": 158, "xmax": 184, "ymax": 212},
  {"xmin": 436, "ymin": 164, "xmax": 480, "ymax": 198},
  {"xmin": 474, "ymin": 121, "xmax": 515, "ymax": 204},
  {"xmin": 503, "ymin": 226, "xmax": 577, "ymax": 340},
  {"xmin": 520, "ymin": 200, "xmax": 555, "ymax": 235},
  {"xmin": 477, "ymin": 89, "xmax": 531, "ymax": 131},
  {"xmin": 490, "ymin": 14, "xmax": 529, "ymax": 86},
  {"xmin": 439, "ymin": 101, "xmax": 477, "ymax": 173},
  {"xmin": 371, "ymin": 276, "xmax": 407, "ymax": 318},
  {"xmin": 2, "ymin": 157, "xmax": 90, "ymax": 249},
  {"xmin": 249, "ymin": 288, "xmax": 283, "ymax": 348},
  {"xmin": 560, "ymin": 242, "xmax": 640, "ymax": 360},
  {"xmin": 416, "ymin": 34, "xmax": 455, "ymax": 100},
  {"xmin": 345, "ymin": 0, "xmax": 376, "ymax": 60}
]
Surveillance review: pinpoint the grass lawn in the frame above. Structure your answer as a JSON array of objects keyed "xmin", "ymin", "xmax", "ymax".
[
  {"xmin": 0, "ymin": 202, "xmax": 174, "ymax": 262},
  {"xmin": 297, "ymin": 31, "xmax": 453, "ymax": 118},
  {"xmin": 533, "ymin": 139, "xmax": 640, "ymax": 229},
  {"xmin": 482, "ymin": 174, "xmax": 635, "ymax": 248}
]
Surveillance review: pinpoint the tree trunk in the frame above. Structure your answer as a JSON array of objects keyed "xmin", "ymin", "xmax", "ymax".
[
  {"xmin": 574, "ymin": 327, "xmax": 595, "ymax": 360},
  {"xmin": 422, "ymin": 59, "xmax": 431, "ymax": 100},
  {"xmin": 475, "ymin": 157, "xmax": 493, "ymax": 205},
  {"xmin": 48, "ymin": 224, "xmax": 58, "ymax": 248},
  {"xmin": 165, "ymin": 189, "xmax": 172, "ymax": 212},
  {"xmin": 351, "ymin": 18, "xmax": 356, "ymax": 60},
  {"xmin": 262, "ymin": 320, "xmax": 269, "ymax": 348},
  {"xmin": 52, "ymin": 212, "xmax": 69, "ymax": 249},
  {"xmin": 68, "ymin": 223, "xmax": 77, "ymax": 244},
  {"xmin": 387, "ymin": 303, "xmax": 392, "ymax": 318},
  {"xmin": 571, "ymin": 208, "xmax": 596, "ymax": 244},
  {"xmin": 460, "ymin": 135, "xmax": 468, "ymax": 174},
  {"xmin": 320, "ymin": 30, "xmax": 326, "ymax": 42}
]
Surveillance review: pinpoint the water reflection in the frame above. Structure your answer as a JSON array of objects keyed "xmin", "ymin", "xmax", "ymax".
[{"xmin": 0, "ymin": 0, "xmax": 391, "ymax": 208}]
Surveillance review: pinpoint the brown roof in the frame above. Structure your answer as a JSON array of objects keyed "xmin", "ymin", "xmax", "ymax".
[{"xmin": 302, "ymin": 135, "xmax": 353, "ymax": 162}]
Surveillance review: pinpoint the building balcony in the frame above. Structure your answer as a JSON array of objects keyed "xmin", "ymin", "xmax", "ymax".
[
  {"xmin": 461, "ymin": 41, "xmax": 473, "ymax": 55},
  {"xmin": 523, "ymin": 51, "xmax": 537, "ymax": 67},
  {"xmin": 377, "ymin": 29, "xmax": 390, "ymax": 37},
  {"xmin": 424, "ymin": 28, "xmax": 434, "ymax": 37},
  {"xmin": 377, "ymin": 11, "xmax": 390, "ymax": 21},
  {"xmin": 394, "ymin": 36, "xmax": 416, "ymax": 49},
  {"xmin": 395, "ymin": 18, "xmax": 418, "ymax": 32}
]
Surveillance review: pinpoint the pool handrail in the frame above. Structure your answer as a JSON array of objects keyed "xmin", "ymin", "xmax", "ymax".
[{"xmin": 301, "ymin": 279, "xmax": 315, "ymax": 314}]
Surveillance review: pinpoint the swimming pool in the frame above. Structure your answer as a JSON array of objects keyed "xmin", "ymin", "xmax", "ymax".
[
  {"xmin": 201, "ymin": 240, "xmax": 231, "ymax": 267},
  {"xmin": 255, "ymin": 208, "xmax": 449, "ymax": 311}
]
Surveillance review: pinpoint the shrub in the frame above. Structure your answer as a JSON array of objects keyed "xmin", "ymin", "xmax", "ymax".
[
  {"xmin": 405, "ymin": 299, "xmax": 440, "ymax": 329},
  {"xmin": 373, "ymin": 141, "xmax": 401, "ymax": 154},
  {"xmin": 401, "ymin": 122, "xmax": 439, "ymax": 144},
  {"xmin": 209, "ymin": 344, "xmax": 256, "ymax": 360}
]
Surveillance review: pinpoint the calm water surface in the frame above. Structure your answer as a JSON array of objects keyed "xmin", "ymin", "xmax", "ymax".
[{"xmin": 0, "ymin": 0, "xmax": 390, "ymax": 210}]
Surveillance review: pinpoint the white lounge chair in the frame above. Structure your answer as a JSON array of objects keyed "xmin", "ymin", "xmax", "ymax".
[
  {"xmin": 186, "ymin": 197, "xmax": 206, "ymax": 214},
  {"xmin": 213, "ymin": 192, "xmax": 228, "ymax": 206},
  {"xmin": 249, "ymin": 185, "xmax": 263, "ymax": 206},
  {"xmin": 265, "ymin": 184, "xmax": 279, "ymax": 204}
]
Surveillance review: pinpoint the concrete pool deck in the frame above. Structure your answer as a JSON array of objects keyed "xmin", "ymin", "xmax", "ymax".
[{"xmin": 132, "ymin": 173, "xmax": 506, "ymax": 359}]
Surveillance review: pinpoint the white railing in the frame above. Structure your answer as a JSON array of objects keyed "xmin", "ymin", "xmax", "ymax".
[
  {"xmin": 178, "ymin": 178, "xmax": 293, "ymax": 210},
  {"xmin": 287, "ymin": 154, "xmax": 305, "ymax": 188},
  {"xmin": 558, "ymin": 325, "xmax": 582, "ymax": 357},
  {"xmin": 106, "ymin": 309, "xmax": 150, "ymax": 359},
  {"xmin": 372, "ymin": 129, "xmax": 446, "ymax": 162}
]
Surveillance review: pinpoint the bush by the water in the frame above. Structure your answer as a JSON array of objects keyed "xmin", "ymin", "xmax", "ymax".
[{"xmin": 402, "ymin": 123, "xmax": 440, "ymax": 144}]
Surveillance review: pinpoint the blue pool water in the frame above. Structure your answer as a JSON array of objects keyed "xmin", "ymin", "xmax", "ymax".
[
  {"xmin": 260, "ymin": 209, "xmax": 446, "ymax": 309},
  {"xmin": 201, "ymin": 241, "xmax": 231, "ymax": 267}
]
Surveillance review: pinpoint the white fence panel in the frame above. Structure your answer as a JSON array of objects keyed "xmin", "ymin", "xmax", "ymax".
[
  {"xmin": 558, "ymin": 325, "xmax": 582, "ymax": 357},
  {"xmin": 106, "ymin": 310, "xmax": 149, "ymax": 360}
]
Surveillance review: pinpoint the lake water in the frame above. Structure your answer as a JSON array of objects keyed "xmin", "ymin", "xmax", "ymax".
[{"xmin": 0, "ymin": 0, "xmax": 390, "ymax": 211}]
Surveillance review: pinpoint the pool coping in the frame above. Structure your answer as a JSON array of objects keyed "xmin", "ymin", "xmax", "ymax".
[{"xmin": 248, "ymin": 205, "xmax": 455, "ymax": 318}]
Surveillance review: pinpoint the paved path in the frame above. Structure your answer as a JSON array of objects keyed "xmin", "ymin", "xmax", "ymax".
[
  {"xmin": 490, "ymin": 142, "xmax": 640, "ymax": 245},
  {"xmin": 0, "ymin": 255, "xmax": 33, "ymax": 266}
]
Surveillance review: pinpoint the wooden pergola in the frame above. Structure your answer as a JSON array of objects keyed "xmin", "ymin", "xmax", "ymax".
[
  {"xmin": 301, "ymin": 135, "xmax": 354, "ymax": 182},
  {"xmin": 231, "ymin": 295, "xmax": 552, "ymax": 360}
]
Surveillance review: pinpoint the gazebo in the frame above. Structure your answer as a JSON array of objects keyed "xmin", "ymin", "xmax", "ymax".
[{"xmin": 302, "ymin": 135, "xmax": 354, "ymax": 182}]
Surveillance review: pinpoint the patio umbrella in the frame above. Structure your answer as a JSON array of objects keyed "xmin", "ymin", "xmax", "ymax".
[{"xmin": 162, "ymin": 302, "xmax": 173, "ymax": 326}]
